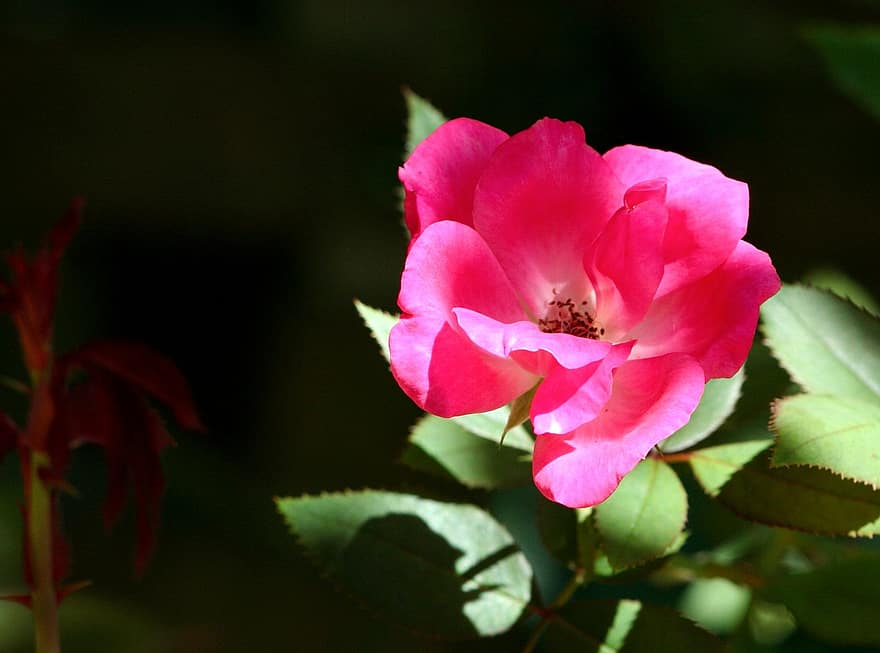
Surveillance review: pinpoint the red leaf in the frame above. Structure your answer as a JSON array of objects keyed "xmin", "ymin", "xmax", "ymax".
[
  {"xmin": 0, "ymin": 411, "xmax": 18, "ymax": 462},
  {"xmin": 63, "ymin": 371, "xmax": 175, "ymax": 573},
  {"xmin": 68, "ymin": 340, "xmax": 204, "ymax": 432}
]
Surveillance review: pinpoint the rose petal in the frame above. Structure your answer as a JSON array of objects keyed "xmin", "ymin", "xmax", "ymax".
[
  {"xmin": 530, "ymin": 340, "xmax": 634, "ymax": 435},
  {"xmin": 532, "ymin": 353, "xmax": 705, "ymax": 507},
  {"xmin": 400, "ymin": 118, "xmax": 508, "ymax": 237},
  {"xmin": 586, "ymin": 180, "xmax": 668, "ymax": 339},
  {"xmin": 390, "ymin": 221, "xmax": 534, "ymax": 416},
  {"xmin": 629, "ymin": 241, "xmax": 781, "ymax": 379},
  {"xmin": 452, "ymin": 307, "xmax": 613, "ymax": 376},
  {"xmin": 604, "ymin": 145, "xmax": 749, "ymax": 296},
  {"xmin": 474, "ymin": 118, "xmax": 624, "ymax": 316}
]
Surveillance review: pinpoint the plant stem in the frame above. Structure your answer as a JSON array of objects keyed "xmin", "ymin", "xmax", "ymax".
[
  {"xmin": 28, "ymin": 450, "xmax": 60, "ymax": 653},
  {"xmin": 521, "ymin": 568, "xmax": 586, "ymax": 653}
]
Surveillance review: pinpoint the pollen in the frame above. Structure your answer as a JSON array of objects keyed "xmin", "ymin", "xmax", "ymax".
[{"xmin": 538, "ymin": 292, "xmax": 604, "ymax": 339}]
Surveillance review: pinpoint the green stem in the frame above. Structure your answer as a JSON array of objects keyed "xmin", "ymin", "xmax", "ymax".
[
  {"xmin": 29, "ymin": 451, "xmax": 60, "ymax": 653},
  {"xmin": 521, "ymin": 568, "xmax": 586, "ymax": 653}
]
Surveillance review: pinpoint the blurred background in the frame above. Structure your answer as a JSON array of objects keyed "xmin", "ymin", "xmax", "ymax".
[{"xmin": 0, "ymin": 1, "xmax": 878, "ymax": 651}]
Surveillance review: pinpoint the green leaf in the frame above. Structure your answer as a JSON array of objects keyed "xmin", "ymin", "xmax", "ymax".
[
  {"xmin": 541, "ymin": 599, "xmax": 725, "ymax": 652},
  {"xmin": 401, "ymin": 415, "xmax": 532, "ymax": 489},
  {"xmin": 761, "ymin": 285, "xmax": 880, "ymax": 403},
  {"xmin": 594, "ymin": 459, "xmax": 687, "ymax": 571},
  {"xmin": 404, "ymin": 88, "xmax": 447, "ymax": 157},
  {"xmin": 679, "ymin": 578, "xmax": 751, "ymax": 635},
  {"xmin": 803, "ymin": 267, "xmax": 880, "ymax": 315},
  {"xmin": 276, "ymin": 490, "xmax": 532, "ymax": 638},
  {"xmin": 804, "ymin": 25, "xmax": 880, "ymax": 121},
  {"xmin": 354, "ymin": 300, "xmax": 397, "ymax": 362},
  {"xmin": 659, "ymin": 368, "xmax": 745, "ymax": 453},
  {"xmin": 772, "ymin": 393, "xmax": 880, "ymax": 488},
  {"xmin": 537, "ymin": 500, "xmax": 598, "ymax": 570},
  {"xmin": 451, "ymin": 405, "xmax": 534, "ymax": 452},
  {"xmin": 690, "ymin": 442, "xmax": 880, "ymax": 536},
  {"xmin": 766, "ymin": 556, "xmax": 880, "ymax": 646}
]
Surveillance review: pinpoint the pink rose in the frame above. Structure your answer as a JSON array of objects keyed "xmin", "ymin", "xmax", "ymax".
[{"xmin": 390, "ymin": 117, "xmax": 780, "ymax": 507}]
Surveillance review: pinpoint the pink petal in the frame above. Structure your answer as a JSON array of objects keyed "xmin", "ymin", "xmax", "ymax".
[
  {"xmin": 533, "ymin": 353, "xmax": 705, "ymax": 507},
  {"xmin": 390, "ymin": 221, "xmax": 534, "ymax": 416},
  {"xmin": 530, "ymin": 341, "xmax": 635, "ymax": 435},
  {"xmin": 604, "ymin": 145, "xmax": 749, "ymax": 296},
  {"xmin": 452, "ymin": 308, "xmax": 612, "ymax": 375},
  {"xmin": 400, "ymin": 118, "xmax": 508, "ymax": 237},
  {"xmin": 473, "ymin": 118, "xmax": 624, "ymax": 316},
  {"xmin": 586, "ymin": 180, "xmax": 668, "ymax": 339},
  {"xmin": 629, "ymin": 241, "xmax": 781, "ymax": 379}
]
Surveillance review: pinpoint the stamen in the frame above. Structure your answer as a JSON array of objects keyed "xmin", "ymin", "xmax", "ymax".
[{"xmin": 538, "ymin": 291, "xmax": 603, "ymax": 340}]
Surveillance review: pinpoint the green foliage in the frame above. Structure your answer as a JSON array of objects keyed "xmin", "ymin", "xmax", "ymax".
[
  {"xmin": 354, "ymin": 300, "xmax": 397, "ymax": 363},
  {"xmin": 659, "ymin": 368, "xmax": 745, "ymax": 453},
  {"xmin": 403, "ymin": 89, "xmax": 447, "ymax": 157},
  {"xmin": 690, "ymin": 442, "xmax": 880, "ymax": 536},
  {"xmin": 679, "ymin": 578, "xmax": 751, "ymax": 635},
  {"xmin": 536, "ymin": 501, "xmax": 600, "ymax": 574},
  {"xmin": 772, "ymin": 394, "xmax": 880, "ymax": 488},
  {"xmin": 276, "ymin": 490, "xmax": 532, "ymax": 638},
  {"xmin": 541, "ymin": 599, "xmax": 725, "ymax": 652},
  {"xmin": 762, "ymin": 284, "xmax": 880, "ymax": 403},
  {"xmin": 803, "ymin": 267, "xmax": 880, "ymax": 315},
  {"xmin": 765, "ymin": 555, "xmax": 880, "ymax": 646},
  {"xmin": 594, "ymin": 459, "xmax": 687, "ymax": 571},
  {"xmin": 401, "ymin": 414, "xmax": 531, "ymax": 488},
  {"xmin": 450, "ymin": 405, "xmax": 534, "ymax": 451},
  {"xmin": 804, "ymin": 25, "xmax": 880, "ymax": 120}
]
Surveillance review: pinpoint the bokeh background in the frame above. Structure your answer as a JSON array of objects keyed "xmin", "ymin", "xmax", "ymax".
[{"xmin": 0, "ymin": 1, "xmax": 878, "ymax": 651}]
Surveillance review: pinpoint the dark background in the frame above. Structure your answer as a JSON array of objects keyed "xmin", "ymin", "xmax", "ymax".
[{"xmin": 0, "ymin": 1, "xmax": 877, "ymax": 651}]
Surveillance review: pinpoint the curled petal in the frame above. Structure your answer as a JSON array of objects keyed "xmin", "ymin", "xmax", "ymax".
[
  {"xmin": 604, "ymin": 145, "xmax": 748, "ymax": 296},
  {"xmin": 530, "ymin": 340, "xmax": 634, "ymax": 435},
  {"xmin": 452, "ymin": 307, "xmax": 612, "ymax": 374},
  {"xmin": 400, "ymin": 118, "xmax": 508, "ymax": 237},
  {"xmin": 532, "ymin": 354, "xmax": 705, "ymax": 507},
  {"xmin": 629, "ymin": 241, "xmax": 781, "ymax": 379},
  {"xmin": 586, "ymin": 181, "xmax": 668, "ymax": 339},
  {"xmin": 391, "ymin": 221, "xmax": 534, "ymax": 416},
  {"xmin": 474, "ymin": 118, "xmax": 623, "ymax": 316}
]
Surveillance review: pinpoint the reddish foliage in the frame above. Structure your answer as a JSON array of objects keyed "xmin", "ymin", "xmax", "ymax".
[{"xmin": 0, "ymin": 200, "xmax": 202, "ymax": 602}]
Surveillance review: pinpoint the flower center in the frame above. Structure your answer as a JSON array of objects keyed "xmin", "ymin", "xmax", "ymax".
[{"xmin": 538, "ymin": 292, "xmax": 604, "ymax": 339}]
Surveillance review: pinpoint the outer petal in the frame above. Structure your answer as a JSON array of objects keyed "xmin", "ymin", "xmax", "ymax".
[
  {"xmin": 452, "ymin": 308, "xmax": 612, "ymax": 375},
  {"xmin": 586, "ymin": 180, "xmax": 668, "ymax": 340},
  {"xmin": 400, "ymin": 118, "xmax": 508, "ymax": 237},
  {"xmin": 530, "ymin": 341, "xmax": 634, "ymax": 435},
  {"xmin": 629, "ymin": 241, "xmax": 781, "ymax": 379},
  {"xmin": 390, "ymin": 221, "xmax": 534, "ymax": 416},
  {"xmin": 604, "ymin": 145, "xmax": 749, "ymax": 296},
  {"xmin": 474, "ymin": 118, "xmax": 624, "ymax": 316},
  {"xmin": 532, "ymin": 354, "xmax": 705, "ymax": 507}
]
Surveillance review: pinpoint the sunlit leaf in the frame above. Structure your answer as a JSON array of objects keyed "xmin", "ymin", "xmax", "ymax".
[
  {"xmin": 690, "ymin": 442, "xmax": 880, "ymax": 536},
  {"xmin": 404, "ymin": 88, "xmax": 447, "ymax": 157},
  {"xmin": 541, "ymin": 599, "xmax": 725, "ymax": 652},
  {"xmin": 804, "ymin": 25, "xmax": 880, "ymax": 120},
  {"xmin": 277, "ymin": 490, "xmax": 532, "ymax": 638},
  {"xmin": 659, "ymin": 368, "xmax": 745, "ymax": 453},
  {"xmin": 594, "ymin": 459, "xmax": 687, "ymax": 571},
  {"xmin": 772, "ymin": 393, "xmax": 880, "ymax": 488},
  {"xmin": 679, "ymin": 578, "xmax": 751, "ymax": 635},
  {"xmin": 354, "ymin": 300, "xmax": 397, "ymax": 363},
  {"xmin": 401, "ymin": 415, "xmax": 531, "ymax": 489},
  {"xmin": 766, "ymin": 555, "xmax": 880, "ymax": 646},
  {"xmin": 761, "ymin": 285, "xmax": 880, "ymax": 403},
  {"xmin": 803, "ymin": 267, "xmax": 879, "ymax": 315}
]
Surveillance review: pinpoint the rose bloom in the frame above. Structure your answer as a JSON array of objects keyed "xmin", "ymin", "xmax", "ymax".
[{"xmin": 390, "ymin": 118, "xmax": 779, "ymax": 507}]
